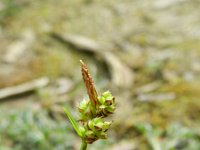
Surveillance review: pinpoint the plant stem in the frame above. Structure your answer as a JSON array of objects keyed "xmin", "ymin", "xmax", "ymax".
[{"xmin": 80, "ymin": 140, "xmax": 87, "ymax": 150}]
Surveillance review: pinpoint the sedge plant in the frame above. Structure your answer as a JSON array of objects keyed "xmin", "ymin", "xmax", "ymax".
[{"xmin": 64, "ymin": 60, "xmax": 116, "ymax": 150}]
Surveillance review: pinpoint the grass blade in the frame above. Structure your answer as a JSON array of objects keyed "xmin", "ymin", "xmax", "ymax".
[{"xmin": 63, "ymin": 107, "xmax": 82, "ymax": 137}]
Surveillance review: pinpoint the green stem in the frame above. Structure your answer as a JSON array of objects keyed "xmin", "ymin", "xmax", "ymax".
[{"xmin": 80, "ymin": 140, "xmax": 87, "ymax": 150}]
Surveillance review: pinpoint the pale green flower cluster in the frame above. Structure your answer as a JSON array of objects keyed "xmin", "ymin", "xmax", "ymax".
[{"xmin": 78, "ymin": 91, "xmax": 115, "ymax": 144}]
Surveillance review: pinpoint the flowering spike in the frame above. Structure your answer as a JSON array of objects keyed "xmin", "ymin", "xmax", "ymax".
[
  {"xmin": 80, "ymin": 60, "xmax": 98, "ymax": 107},
  {"xmin": 65, "ymin": 60, "xmax": 116, "ymax": 148}
]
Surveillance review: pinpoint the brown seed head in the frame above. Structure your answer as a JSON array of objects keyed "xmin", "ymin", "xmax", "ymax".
[{"xmin": 80, "ymin": 60, "xmax": 98, "ymax": 107}]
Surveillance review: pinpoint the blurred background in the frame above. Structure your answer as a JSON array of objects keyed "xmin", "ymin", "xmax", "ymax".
[{"xmin": 0, "ymin": 0, "xmax": 200, "ymax": 150}]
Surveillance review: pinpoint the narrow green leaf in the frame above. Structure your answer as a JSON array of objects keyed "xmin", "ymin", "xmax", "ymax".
[{"xmin": 63, "ymin": 107, "xmax": 82, "ymax": 137}]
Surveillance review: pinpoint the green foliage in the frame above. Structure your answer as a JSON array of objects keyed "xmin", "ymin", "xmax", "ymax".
[
  {"xmin": 0, "ymin": 0, "xmax": 22, "ymax": 26},
  {"xmin": 64, "ymin": 106, "xmax": 82, "ymax": 137},
  {"xmin": 135, "ymin": 123, "xmax": 200, "ymax": 150},
  {"xmin": 0, "ymin": 109, "xmax": 75, "ymax": 150}
]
